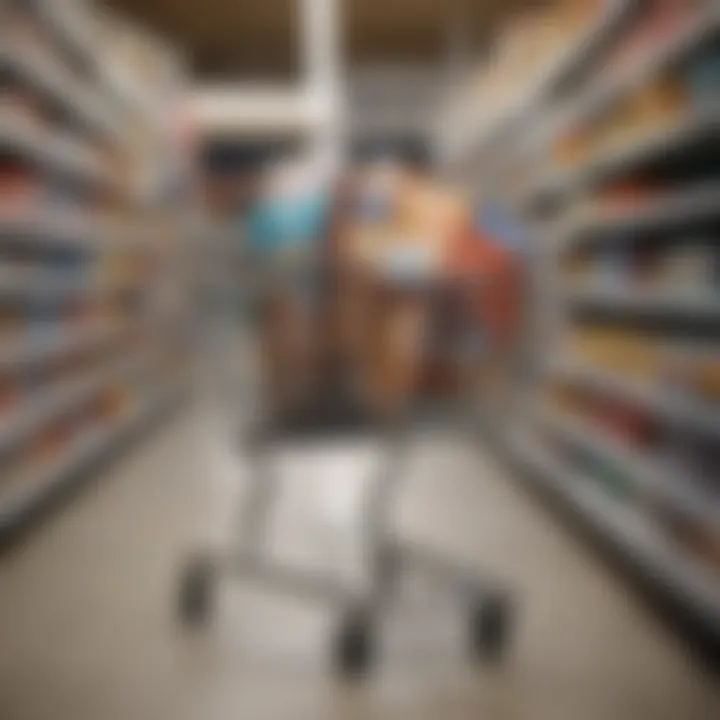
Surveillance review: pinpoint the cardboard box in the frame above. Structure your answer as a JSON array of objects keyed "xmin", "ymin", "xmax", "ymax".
[{"xmin": 363, "ymin": 288, "xmax": 428, "ymax": 417}]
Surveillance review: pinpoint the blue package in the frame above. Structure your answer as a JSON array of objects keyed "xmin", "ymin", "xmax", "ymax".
[
  {"xmin": 244, "ymin": 190, "xmax": 329, "ymax": 258},
  {"xmin": 475, "ymin": 201, "xmax": 529, "ymax": 258},
  {"xmin": 685, "ymin": 47, "xmax": 720, "ymax": 108}
]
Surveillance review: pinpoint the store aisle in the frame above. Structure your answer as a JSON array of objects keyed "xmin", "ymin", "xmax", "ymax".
[{"xmin": 0, "ymin": 399, "xmax": 716, "ymax": 720}]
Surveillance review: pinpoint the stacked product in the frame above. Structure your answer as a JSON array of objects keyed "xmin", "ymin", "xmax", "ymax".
[
  {"xmin": 0, "ymin": 0, "xmax": 191, "ymax": 539},
  {"xmin": 442, "ymin": 0, "xmax": 612, "ymax": 166},
  {"xmin": 535, "ymin": 0, "xmax": 720, "ymax": 627},
  {"xmin": 439, "ymin": 0, "xmax": 720, "ymax": 641}
]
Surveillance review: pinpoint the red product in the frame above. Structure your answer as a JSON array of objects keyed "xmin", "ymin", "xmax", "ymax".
[
  {"xmin": 33, "ymin": 421, "xmax": 70, "ymax": 462},
  {"xmin": 605, "ymin": 401, "xmax": 657, "ymax": 446},
  {"xmin": 608, "ymin": 0, "xmax": 699, "ymax": 73},
  {"xmin": 0, "ymin": 376, "xmax": 22, "ymax": 414},
  {"xmin": 445, "ymin": 226, "xmax": 524, "ymax": 353},
  {"xmin": 0, "ymin": 166, "xmax": 42, "ymax": 214},
  {"xmin": 0, "ymin": 88, "xmax": 46, "ymax": 127},
  {"xmin": 597, "ymin": 180, "xmax": 660, "ymax": 213}
]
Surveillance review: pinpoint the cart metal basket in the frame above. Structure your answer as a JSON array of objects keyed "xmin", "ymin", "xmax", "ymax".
[{"xmin": 179, "ymin": 243, "xmax": 515, "ymax": 677}]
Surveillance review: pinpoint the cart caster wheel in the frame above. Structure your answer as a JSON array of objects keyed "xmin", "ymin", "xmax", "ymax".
[
  {"xmin": 178, "ymin": 558, "xmax": 213, "ymax": 626},
  {"xmin": 468, "ymin": 593, "xmax": 513, "ymax": 663},
  {"xmin": 333, "ymin": 608, "xmax": 374, "ymax": 678}
]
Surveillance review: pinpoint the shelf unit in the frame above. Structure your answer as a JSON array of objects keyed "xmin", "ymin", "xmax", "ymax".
[
  {"xmin": 537, "ymin": 404, "xmax": 720, "ymax": 530},
  {"xmin": 0, "ymin": 39, "xmax": 119, "ymax": 143},
  {"xmin": 566, "ymin": 286, "xmax": 720, "ymax": 320},
  {"xmin": 441, "ymin": 0, "xmax": 639, "ymax": 170},
  {"xmin": 0, "ymin": 383, "xmax": 182, "ymax": 537},
  {"xmin": 549, "ymin": 359, "xmax": 720, "ymax": 440},
  {"xmin": 441, "ymin": 0, "xmax": 720, "ymax": 645},
  {"xmin": 0, "ymin": 114, "xmax": 118, "ymax": 189},
  {"xmin": 527, "ymin": 3, "xmax": 720, "ymax": 164},
  {"xmin": 529, "ymin": 104, "xmax": 720, "ymax": 207},
  {"xmin": 0, "ymin": 323, "xmax": 120, "ymax": 369},
  {"xmin": 34, "ymin": 0, "xmax": 168, "ymax": 134},
  {"xmin": 557, "ymin": 181, "xmax": 720, "ymax": 251},
  {"xmin": 0, "ymin": 0, "xmax": 191, "ymax": 543},
  {"xmin": 508, "ymin": 426, "xmax": 720, "ymax": 632}
]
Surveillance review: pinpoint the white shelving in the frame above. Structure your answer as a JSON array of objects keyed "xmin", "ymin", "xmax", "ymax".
[
  {"xmin": 531, "ymin": 104, "xmax": 720, "ymax": 203},
  {"xmin": 0, "ymin": 373, "xmax": 104, "ymax": 455},
  {"xmin": 0, "ymin": 351, "xmax": 149, "ymax": 456},
  {"xmin": 0, "ymin": 115, "xmax": 120, "ymax": 190},
  {"xmin": 0, "ymin": 211, "xmax": 97, "ymax": 249},
  {"xmin": 0, "ymin": 41, "xmax": 119, "ymax": 144},
  {"xmin": 36, "ymin": 0, "xmax": 98, "ymax": 65},
  {"xmin": 459, "ymin": 0, "xmax": 637, "ymax": 162},
  {"xmin": 35, "ymin": 0, "xmax": 162, "ymax": 134},
  {"xmin": 0, "ymin": 211, "xmax": 133, "ymax": 255},
  {"xmin": 550, "ymin": 360, "xmax": 720, "ymax": 440},
  {"xmin": 555, "ymin": 182, "xmax": 720, "ymax": 254},
  {"xmin": 0, "ymin": 385, "xmax": 180, "ymax": 536},
  {"xmin": 0, "ymin": 267, "xmax": 90, "ymax": 300},
  {"xmin": 458, "ymin": 0, "xmax": 720, "ymax": 643},
  {"xmin": 0, "ymin": 1, "xmax": 189, "ymax": 542},
  {"xmin": 0, "ymin": 212, "xmax": 161, "ymax": 252},
  {"xmin": 511, "ymin": 426, "xmax": 720, "ymax": 632},
  {"xmin": 538, "ymin": 405, "xmax": 720, "ymax": 530},
  {"xmin": 566, "ymin": 286, "xmax": 720, "ymax": 321},
  {"xmin": 544, "ymin": 3, "xmax": 720, "ymax": 152},
  {"xmin": 0, "ymin": 324, "xmax": 121, "ymax": 370}
]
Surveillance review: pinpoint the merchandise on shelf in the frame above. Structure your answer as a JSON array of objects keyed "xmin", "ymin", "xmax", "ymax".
[
  {"xmin": 682, "ymin": 41, "xmax": 720, "ymax": 108},
  {"xmin": 449, "ymin": 0, "xmax": 720, "ymax": 630},
  {"xmin": 605, "ymin": 0, "xmax": 702, "ymax": 75},
  {"xmin": 0, "ymin": 0, "xmax": 189, "ymax": 534},
  {"xmin": 654, "ymin": 506, "xmax": 720, "ymax": 578}
]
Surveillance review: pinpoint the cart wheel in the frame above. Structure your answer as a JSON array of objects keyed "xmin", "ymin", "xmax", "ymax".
[
  {"xmin": 332, "ymin": 607, "xmax": 374, "ymax": 678},
  {"xmin": 468, "ymin": 593, "xmax": 513, "ymax": 662},
  {"xmin": 178, "ymin": 557, "xmax": 213, "ymax": 626}
]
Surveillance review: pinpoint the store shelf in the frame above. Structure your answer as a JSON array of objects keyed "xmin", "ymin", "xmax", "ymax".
[
  {"xmin": 548, "ymin": 3, "xmax": 720, "ymax": 146},
  {"xmin": 0, "ymin": 353, "xmax": 145, "ymax": 456},
  {"xmin": 473, "ymin": 0, "xmax": 720, "ymax": 649},
  {"xmin": 0, "ymin": 212, "xmax": 160, "ymax": 252},
  {"xmin": 0, "ymin": 377, "xmax": 102, "ymax": 455},
  {"xmin": 35, "ymin": 0, "xmax": 158, "ymax": 134},
  {"xmin": 0, "ymin": 0, "xmax": 188, "ymax": 550},
  {"xmin": 0, "ymin": 211, "xmax": 96, "ymax": 249},
  {"xmin": 35, "ymin": 0, "xmax": 104, "ymax": 80},
  {"xmin": 0, "ymin": 115, "xmax": 118, "ymax": 190},
  {"xmin": 0, "ymin": 265, "xmax": 151, "ymax": 301},
  {"xmin": 0, "ymin": 324, "xmax": 121, "ymax": 370},
  {"xmin": 558, "ymin": 182, "xmax": 720, "ymax": 250},
  {"xmin": 511, "ymin": 424, "xmax": 720, "ymax": 632},
  {"xmin": 538, "ymin": 1, "xmax": 638, "ymax": 96},
  {"xmin": 0, "ymin": 270, "xmax": 113, "ymax": 302},
  {"xmin": 472, "ymin": 0, "xmax": 637, "ymax": 157},
  {"xmin": 0, "ymin": 40, "xmax": 120, "ymax": 143},
  {"xmin": 0, "ymin": 269, "xmax": 87, "ymax": 300},
  {"xmin": 531, "ymin": 105, "xmax": 720, "ymax": 204},
  {"xmin": 550, "ymin": 360, "xmax": 720, "ymax": 440},
  {"xmin": 538, "ymin": 405, "xmax": 720, "ymax": 530},
  {"xmin": 0, "ymin": 383, "xmax": 182, "ymax": 541},
  {"xmin": 566, "ymin": 286, "xmax": 720, "ymax": 321}
]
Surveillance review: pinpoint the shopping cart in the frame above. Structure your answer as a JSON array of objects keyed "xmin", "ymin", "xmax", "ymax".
[{"xmin": 178, "ymin": 245, "xmax": 515, "ymax": 677}]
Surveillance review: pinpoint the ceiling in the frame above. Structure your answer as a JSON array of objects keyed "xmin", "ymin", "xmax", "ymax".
[{"xmin": 101, "ymin": 0, "xmax": 540, "ymax": 81}]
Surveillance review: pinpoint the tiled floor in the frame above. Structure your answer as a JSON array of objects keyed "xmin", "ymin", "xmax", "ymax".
[{"xmin": 0, "ymin": 398, "xmax": 717, "ymax": 720}]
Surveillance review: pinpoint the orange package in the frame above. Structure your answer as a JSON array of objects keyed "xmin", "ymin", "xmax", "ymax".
[{"xmin": 445, "ymin": 226, "xmax": 524, "ymax": 354}]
